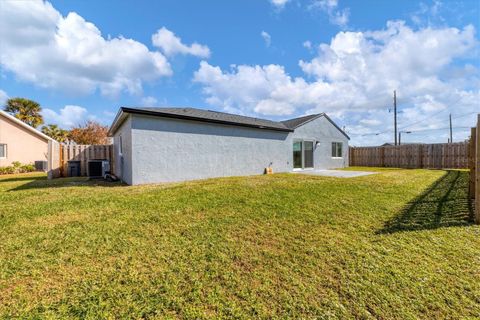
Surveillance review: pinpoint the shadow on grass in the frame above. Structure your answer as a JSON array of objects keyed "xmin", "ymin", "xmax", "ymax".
[
  {"xmin": 0, "ymin": 175, "xmax": 46, "ymax": 183},
  {"xmin": 378, "ymin": 170, "xmax": 474, "ymax": 234},
  {"xmin": 8, "ymin": 176, "xmax": 125, "ymax": 191}
]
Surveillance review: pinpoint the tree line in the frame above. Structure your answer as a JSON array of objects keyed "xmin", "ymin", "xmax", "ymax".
[{"xmin": 4, "ymin": 97, "xmax": 109, "ymax": 145}]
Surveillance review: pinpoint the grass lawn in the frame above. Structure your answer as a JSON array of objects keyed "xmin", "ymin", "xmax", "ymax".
[{"xmin": 0, "ymin": 168, "xmax": 478, "ymax": 319}]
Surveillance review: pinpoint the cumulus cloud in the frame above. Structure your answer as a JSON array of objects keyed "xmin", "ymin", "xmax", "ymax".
[
  {"xmin": 194, "ymin": 61, "xmax": 306, "ymax": 116},
  {"xmin": 194, "ymin": 21, "xmax": 479, "ymax": 145},
  {"xmin": 0, "ymin": 1, "xmax": 176, "ymax": 97},
  {"xmin": 42, "ymin": 105, "xmax": 92, "ymax": 128},
  {"xmin": 309, "ymin": 0, "xmax": 350, "ymax": 27},
  {"xmin": 261, "ymin": 31, "xmax": 272, "ymax": 47},
  {"xmin": 152, "ymin": 27, "xmax": 210, "ymax": 58}
]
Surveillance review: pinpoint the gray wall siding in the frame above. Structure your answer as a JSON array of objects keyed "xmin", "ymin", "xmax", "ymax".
[
  {"xmin": 291, "ymin": 116, "xmax": 349, "ymax": 169},
  {"xmin": 113, "ymin": 117, "xmax": 133, "ymax": 185},
  {"xmin": 130, "ymin": 115, "xmax": 292, "ymax": 184}
]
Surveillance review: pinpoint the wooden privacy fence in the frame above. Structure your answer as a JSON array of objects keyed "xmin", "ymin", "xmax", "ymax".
[
  {"xmin": 468, "ymin": 115, "xmax": 480, "ymax": 224},
  {"xmin": 47, "ymin": 141, "xmax": 114, "ymax": 178},
  {"xmin": 349, "ymin": 142, "xmax": 469, "ymax": 169}
]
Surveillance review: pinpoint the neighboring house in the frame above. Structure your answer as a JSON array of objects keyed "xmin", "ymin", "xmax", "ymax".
[
  {"xmin": 0, "ymin": 110, "xmax": 53, "ymax": 168},
  {"xmin": 108, "ymin": 107, "xmax": 350, "ymax": 185}
]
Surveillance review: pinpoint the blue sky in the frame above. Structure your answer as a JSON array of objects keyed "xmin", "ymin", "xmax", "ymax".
[{"xmin": 0, "ymin": 0, "xmax": 479, "ymax": 145}]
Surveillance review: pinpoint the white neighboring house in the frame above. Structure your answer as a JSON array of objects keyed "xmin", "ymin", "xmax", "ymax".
[
  {"xmin": 0, "ymin": 110, "xmax": 54, "ymax": 168},
  {"xmin": 108, "ymin": 107, "xmax": 350, "ymax": 185}
]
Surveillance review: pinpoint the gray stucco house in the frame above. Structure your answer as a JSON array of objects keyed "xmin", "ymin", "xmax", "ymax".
[{"xmin": 108, "ymin": 107, "xmax": 349, "ymax": 185}]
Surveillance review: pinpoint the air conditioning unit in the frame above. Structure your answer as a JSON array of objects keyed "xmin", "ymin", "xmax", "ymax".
[
  {"xmin": 87, "ymin": 160, "xmax": 110, "ymax": 178},
  {"xmin": 34, "ymin": 161, "xmax": 48, "ymax": 172}
]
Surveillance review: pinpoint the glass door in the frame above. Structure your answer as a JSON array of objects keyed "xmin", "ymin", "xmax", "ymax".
[
  {"xmin": 293, "ymin": 141, "xmax": 303, "ymax": 169},
  {"xmin": 293, "ymin": 140, "xmax": 314, "ymax": 169}
]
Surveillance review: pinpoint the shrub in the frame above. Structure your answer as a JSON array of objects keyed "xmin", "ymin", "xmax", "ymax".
[
  {"xmin": 20, "ymin": 164, "xmax": 35, "ymax": 173},
  {"xmin": 0, "ymin": 162, "xmax": 36, "ymax": 175},
  {"xmin": 11, "ymin": 161, "xmax": 21, "ymax": 168}
]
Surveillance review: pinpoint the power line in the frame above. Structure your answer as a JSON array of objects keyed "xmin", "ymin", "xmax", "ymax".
[
  {"xmin": 404, "ymin": 126, "xmax": 470, "ymax": 134},
  {"xmin": 347, "ymin": 125, "xmax": 472, "ymax": 137},
  {"xmin": 349, "ymin": 101, "xmax": 475, "ymax": 137},
  {"xmin": 452, "ymin": 111, "xmax": 477, "ymax": 120},
  {"xmin": 397, "ymin": 96, "xmax": 465, "ymax": 131}
]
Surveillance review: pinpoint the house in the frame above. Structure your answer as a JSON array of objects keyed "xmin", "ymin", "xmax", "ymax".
[
  {"xmin": 108, "ymin": 107, "xmax": 349, "ymax": 185},
  {"xmin": 0, "ymin": 110, "xmax": 53, "ymax": 168}
]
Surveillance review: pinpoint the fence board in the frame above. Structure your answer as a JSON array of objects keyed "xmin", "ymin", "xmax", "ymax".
[
  {"xmin": 349, "ymin": 142, "xmax": 469, "ymax": 169},
  {"xmin": 47, "ymin": 144, "xmax": 114, "ymax": 178}
]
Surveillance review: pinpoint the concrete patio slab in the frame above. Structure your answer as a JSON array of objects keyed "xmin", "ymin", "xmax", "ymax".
[{"xmin": 294, "ymin": 169, "xmax": 378, "ymax": 178}]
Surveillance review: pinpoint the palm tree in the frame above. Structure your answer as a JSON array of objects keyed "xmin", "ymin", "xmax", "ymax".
[
  {"xmin": 4, "ymin": 97, "xmax": 44, "ymax": 128},
  {"xmin": 41, "ymin": 124, "xmax": 69, "ymax": 142}
]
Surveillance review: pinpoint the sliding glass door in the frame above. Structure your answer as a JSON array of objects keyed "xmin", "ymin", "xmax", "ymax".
[
  {"xmin": 293, "ymin": 140, "xmax": 314, "ymax": 169},
  {"xmin": 293, "ymin": 141, "xmax": 303, "ymax": 169}
]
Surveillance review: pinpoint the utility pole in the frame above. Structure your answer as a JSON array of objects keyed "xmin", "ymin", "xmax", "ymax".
[
  {"xmin": 449, "ymin": 113, "xmax": 453, "ymax": 143},
  {"xmin": 394, "ymin": 90, "xmax": 398, "ymax": 145}
]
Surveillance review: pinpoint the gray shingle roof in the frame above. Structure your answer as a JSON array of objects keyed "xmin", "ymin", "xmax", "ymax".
[
  {"xmin": 120, "ymin": 107, "xmax": 292, "ymax": 132},
  {"xmin": 110, "ymin": 107, "xmax": 349, "ymax": 139},
  {"xmin": 281, "ymin": 114, "xmax": 323, "ymax": 129}
]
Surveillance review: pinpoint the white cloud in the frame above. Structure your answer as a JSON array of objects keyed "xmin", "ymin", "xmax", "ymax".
[
  {"xmin": 303, "ymin": 40, "xmax": 313, "ymax": 50},
  {"xmin": 309, "ymin": 0, "xmax": 350, "ymax": 27},
  {"xmin": 270, "ymin": 0, "xmax": 289, "ymax": 9},
  {"xmin": 0, "ymin": 89, "xmax": 8, "ymax": 105},
  {"xmin": 0, "ymin": 0, "xmax": 173, "ymax": 97},
  {"xmin": 42, "ymin": 105, "xmax": 92, "ymax": 128},
  {"xmin": 194, "ymin": 21, "xmax": 479, "ymax": 145},
  {"xmin": 141, "ymin": 96, "xmax": 158, "ymax": 106},
  {"xmin": 194, "ymin": 61, "xmax": 305, "ymax": 116},
  {"xmin": 152, "ymin": 27, "xmax": 210, "ymax": 58},
  {"xmin": 261, "ymin": 31, "xmax": 272, "ymax": 47}
]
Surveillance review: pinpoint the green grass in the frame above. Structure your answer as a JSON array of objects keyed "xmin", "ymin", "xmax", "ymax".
[{"xmin": 0, "ymin": 168, "xmax": 478, "ymax": 319}]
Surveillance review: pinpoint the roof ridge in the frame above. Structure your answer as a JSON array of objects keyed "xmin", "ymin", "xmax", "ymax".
[{"xmin": 114, "ymin": 107, "xmax": 293, "ymax": 133}]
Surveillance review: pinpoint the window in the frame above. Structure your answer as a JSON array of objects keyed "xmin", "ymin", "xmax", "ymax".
[
  {"xmin": 119, "ymin": 136, "xmax": 123, "ymax": 155},
  {"xmin": 0, "ymin": 144, "xmax": 6, "ymax": 158},
  {"xmin": 332, "ymin": 142, "xmax": 343, "ymax": 158}
]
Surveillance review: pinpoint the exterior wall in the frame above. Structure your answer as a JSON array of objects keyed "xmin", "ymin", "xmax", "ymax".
[
  {"xmin": 112, "ymin": 117, "xmax": 133, "ymax": 185},
  {"xmin": 130, "ymin": 115, "xmax": 291, "ymax": 184},
  {"xmin": 0, "ymin": 115, "xmax": 49, "ymax": 167},
  {"xmin": 291, "ymin": 116, "xmax": 349, "ymax": 169}
]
